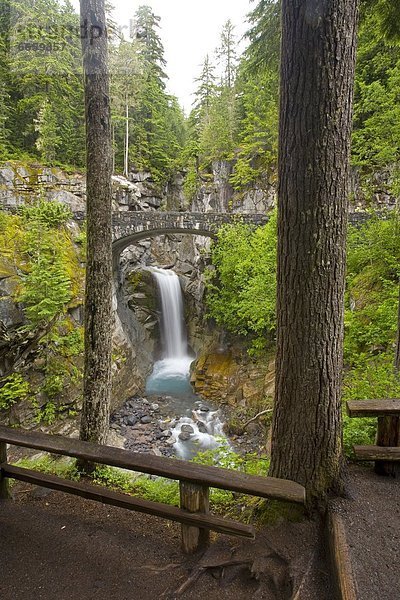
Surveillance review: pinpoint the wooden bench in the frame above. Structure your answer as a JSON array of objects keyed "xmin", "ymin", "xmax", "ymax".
[
  {"xmin": 346, "ymin": 399, "xmax": 400, "ymax": 476},
  {"xmin": 0, "ymin": 425, "xmax": 306, "ymax": 553}
]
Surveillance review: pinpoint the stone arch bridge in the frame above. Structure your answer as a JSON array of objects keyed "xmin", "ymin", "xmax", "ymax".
[
  {"xmin": 110, "ymin": 210, "xmax": 370, "ymax": 257},
  {"xmin": 111, "ymin": 211, "xmax": 270, "ymax": 257}
]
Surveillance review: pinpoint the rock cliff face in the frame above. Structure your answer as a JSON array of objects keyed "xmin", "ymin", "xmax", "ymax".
[
  {"xmin": 189, "ymin": 342, "xmax": 276, "ymax": 409},
  {"xmin": 190, "ymin": 160, "xmax": 276, "ymax": 214},
  {"xmin": 0, "ymin": 162, "xmax": 168, "ymax": 427},
  {"xmin": 189, "ymin": 159, "xmax": 398, "ymax": 215},
  {"xmin": 116, "ymin": 232, "xmax": 217, "ymax": 368}
]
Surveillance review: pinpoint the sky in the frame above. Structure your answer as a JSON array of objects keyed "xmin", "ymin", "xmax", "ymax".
[{"xmin": 72, "ymin": 0, "xmax": 253, "ymax": 112}]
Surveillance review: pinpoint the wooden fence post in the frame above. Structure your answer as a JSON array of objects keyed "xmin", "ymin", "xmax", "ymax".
[
  {"xmin": 0, "ymin": 441, "xmax": 11, "ymax": 500},
  {"xmin": 375, "ymin": 416, "xmax": 400, "ymax": 477},
  {"xmin": 180, "ymin": 481, "xmax": 210, "ymax": 554}
]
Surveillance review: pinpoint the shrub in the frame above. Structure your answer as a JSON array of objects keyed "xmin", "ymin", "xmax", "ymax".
[
  {"xmin": 0, "ymin": 374, "xmax": 30, "ymax": 410},
  {"xmin": 19, "ymin": 199, "xmax": 72, "ymax": 229}
]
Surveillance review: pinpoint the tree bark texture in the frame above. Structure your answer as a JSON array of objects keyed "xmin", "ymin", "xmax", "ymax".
[
  {"xmin": 79, "ymin": 0, "xmax": 113, "ymax": 447},
  {"xmin": 270, "ymin": 0, "xmax": 359, "ymax": 504},
  {"xmin": 395, "ymin": 284, "xmax": 400, "ymax": 373}
]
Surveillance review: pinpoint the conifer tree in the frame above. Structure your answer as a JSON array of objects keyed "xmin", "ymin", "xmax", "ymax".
[
  {"xmin": 34, "ymin": 100, "xmax": 60, "ymax": 164},
  {"xmin": 132, "ymin": 4, "xmax": 167, "ymax": 86},
  {"xmin": 5, "ymin": 0, "xmax": 84, "ymax": 165},
  {"xmin": 270, "ymin": 0, "xmax": 359, "ymax": 504},
  {"xmin": 123, "ymin": 4, "xmax": 185, "ymax": 181},
  {"xmin": 216, "ymin": 20, "xmax": 237, "ymax": 88},
  {"xmin": 0, "ymin": 0, "xmax": 11, "ymax": 156},
  {"xmin": 244, "ymin": 0, "xmax": 281, "ymax": 73},
  {"xmin": 193, "ymin": 55, "xmax": 216, "ymax": 113}
]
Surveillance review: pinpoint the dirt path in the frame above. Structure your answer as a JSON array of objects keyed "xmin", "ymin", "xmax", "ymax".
[
  {"xmin": 331, "ymin": 465, "xmax": 400, "ymax": 600},
  {"xmin": 2, "ymin": 466, "xmax": 399, "ymax": 598},
  {"xmin": 0, "ymin": 484, "xmax": 332, "ymax": 600}
]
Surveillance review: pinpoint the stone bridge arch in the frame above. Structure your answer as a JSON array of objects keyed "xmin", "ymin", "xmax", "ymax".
[{"xmin": 112, "ymin": 211, "xmax": 270, "ymax": 257}]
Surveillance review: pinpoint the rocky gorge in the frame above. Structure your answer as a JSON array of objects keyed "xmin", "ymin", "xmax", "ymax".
[
  {"xmin": 0, "ymin": 160, "xmax": 275, "ymax": 456},
  {"xmin": 0, "ymin": 159, "xmax": 396, "ymax": 457}
]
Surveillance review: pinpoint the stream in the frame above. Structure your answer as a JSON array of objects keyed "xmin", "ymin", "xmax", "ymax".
[{"xmin": 112, "ymin": 267, "xmax": 227, "ymax": 460}]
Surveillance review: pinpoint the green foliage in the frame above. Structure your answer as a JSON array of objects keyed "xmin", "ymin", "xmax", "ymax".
[
  {"xmin": 10, "ymin": 200, "xmax": 81, "ymax": 328},
  {"xmin": 0, "ymin": 373, "xmax": 29, "ymax": 410},
  {"xmin": 343, "ymin": 213, "xmax": 399, "ymax": 455},
  {"xmin": 18, "ymin": 253, "xmax": 72, "ymax": 327},
  {"xmin": 207, "ymin": 211, "xmax": 399, "ymax": 457},
  {"xmin": 216, "ymin": 19, "xmax": 238, "ymax": 88},
  {"xmin": 198, "ymin": 88, "xmax": 237, "ymax": 166},
  {"xmin": 0, "ymin": 207, "xmax": 84, "ymax": 418},
  {"xmin": 34, "ymin": 99, "xmax": 61, "ymax": 163},
  {"xmin": 352, "ymin": 5, "xmax": 400, "ymax": 193},
  {"xmin": 19, "ymin": 199, "xmax": 72, "ymax": 228},
  {"xmin": 57, "ymin": 327, "xmax": 84, "ymax": 358},
  {"xmin": 244, "ymin": 0, "xmax": 281, "ymax": 74},
  {"xmin": 92, "ymin": 465, "xmax": 137, "ymax": 492},
  {"xmin": 345, "ymin": 214, "xmax": 400, "ymax": 362},
  {"xmin": 93, "ymin": 465, "xmax": 181, "ymax": 505},
  {"xmin": 3, "ymin": 0, "xmax": 85, "ymax": 167},
  {"xmin": 193, "ymin": 442, "xmax": 270, "ymax": 475},
  {"xmin": 343, "ymin": 354, "xmax": 400, "ymax": 402},
  {"xmin": 206, "ymin": 212, "xmax": 277, "ymax": 352},
  {"xmin": 230, "ymin": 67, "xmax": 279, "ymax": 189},
  {"xmin": 343, "ymin": 414, "xmax": 377, "ymax": 457},
  {"xmin": 92, "ymin": 447, "xmax": 271, "ymax": 519},
  {"xmin": 12, "ymin": 451, "xmax": 296, "ymax": 524},
  {"xmin": 131, "ymin": 476, "xmax": 180, "ymax": 506},
  {"xmin": 16, "ymin": 455, "xmax": 80, "ymax": 480},
  {"xmin": 110, "ymin": 6, "xmax": 186, "ymax": 181},
  {"xmin": 39, "ymin": 401, "xmax": 57, "ymax": 425},
  {"xmin": 342, "ymin": 353, "xmax": 400, "ymax": 456},
  {"xmin": 191, "ymin": 442, "xmax": 271, "ymax": 516}
]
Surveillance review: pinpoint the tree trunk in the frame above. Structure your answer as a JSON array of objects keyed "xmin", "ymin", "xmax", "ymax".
[
  {"xmin": 395, "ymin": 284, "xmax": 400, "ymax": 374},
  {"xmin": 269, "ymin": 0, "xmax": 359, "ymax": 506},
  {"xmin": 124, "ymin": 95, "xmax": 129, "ymax": 178},
  {"xmin": 79, "ymin": 0, "xmax": 113, "ymax": 453}
]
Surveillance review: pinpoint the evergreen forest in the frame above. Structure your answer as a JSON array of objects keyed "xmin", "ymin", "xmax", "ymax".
[{"xmin": 0, "ymin": 1, "xmax": 399, "ymax": 456}]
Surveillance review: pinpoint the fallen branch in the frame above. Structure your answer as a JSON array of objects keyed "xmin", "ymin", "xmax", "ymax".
[{"xmin": 243, "ymin": 409, "xmax": 273, "ymax": 431}]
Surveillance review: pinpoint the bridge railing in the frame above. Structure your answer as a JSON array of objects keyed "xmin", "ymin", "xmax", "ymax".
[{"xmin": 0, "ymin": 425, "xmax": 305, "ymax": 553}]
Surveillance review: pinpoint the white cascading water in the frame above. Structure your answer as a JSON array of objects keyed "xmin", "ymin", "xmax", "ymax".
[
  {"xmin": 146, "ymin": 267, "xmax": 193, "ymax": 395},
  {"xmin": 153, "ymin": 267, "xmax": 187, "ymax": 358},
  {"xmin": 145, "ymin": 267, "xmax": 226, "ymax": 458}
]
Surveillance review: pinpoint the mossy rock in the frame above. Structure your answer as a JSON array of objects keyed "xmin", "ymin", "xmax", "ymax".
[
  {"xmin": 0, "ymin": 258, "xmax": 17, "ymax": 280},
  {"xmin": 127, "ymin": 269, "xmax": 157, "ymax": 312}
]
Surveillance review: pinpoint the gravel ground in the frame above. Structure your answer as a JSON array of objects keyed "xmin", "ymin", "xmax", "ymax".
[
  {"xmin": 0, "ymin": 483, "xmax": 333, "ymax": 600},
  {"xmin": 331, "ymin": 464, "xmax": 400, "ymax": 600}
]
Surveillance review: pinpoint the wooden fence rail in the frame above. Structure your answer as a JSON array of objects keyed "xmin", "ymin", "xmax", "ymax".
[
  {"xmin": 0, "ymin": 426, "xmax": 305, "ymax": 553},
  {"xmin": 347, "ymin": 399, "xmax": 400, "ymax": 477}
]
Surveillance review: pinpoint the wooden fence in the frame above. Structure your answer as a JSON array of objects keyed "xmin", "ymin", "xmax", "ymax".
[
  {"xmin": 347, "ymin": 399, "xmax": 400, "ymax": 476},
  {"xmin": 0, "ymin": 425, "xmax": 305, "ymax": 553}
]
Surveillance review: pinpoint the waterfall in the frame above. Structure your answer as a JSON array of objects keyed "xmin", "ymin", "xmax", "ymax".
[
  {"xmin": 146, "ymin": 268, "xmax": 193, "ymax": 396},
  {"xmin": 151, "ymin": 267, "xmax": 187, "ymax": 359},
  {"xmin": 144, "ymin": 267, "xmax": 227, "ymax": 458}
]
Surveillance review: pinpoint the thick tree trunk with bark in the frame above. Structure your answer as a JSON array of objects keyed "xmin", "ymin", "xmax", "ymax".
[
  {"xmin": 269, "ymin": 0, "xmax": 359, "ymax": 505},
  {"xmin": 395, "ymin": 284, "xmax": 400, "ymax": 373},
  {"xmin": 79, "ymin": 0, "xmax": 113, "ymax": 449}
]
